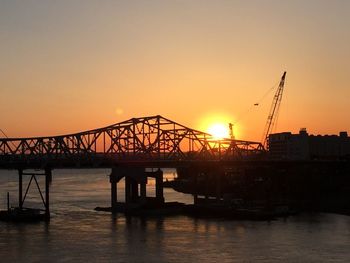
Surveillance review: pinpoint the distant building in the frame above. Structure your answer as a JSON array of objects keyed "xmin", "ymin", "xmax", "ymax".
[{"xmin": 268, "ymin": 129, "xmax": 350, "ymax": 160}]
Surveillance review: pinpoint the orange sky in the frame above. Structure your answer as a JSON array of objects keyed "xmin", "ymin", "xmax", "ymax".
[{"xmin": 0, "ymin": 1, "xmax": 349, "ymax": 141}]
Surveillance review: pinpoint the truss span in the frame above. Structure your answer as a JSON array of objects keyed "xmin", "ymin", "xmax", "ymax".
[{"xmin": 0, "ymin": 115, "xmax": 264, "ymax": 168}]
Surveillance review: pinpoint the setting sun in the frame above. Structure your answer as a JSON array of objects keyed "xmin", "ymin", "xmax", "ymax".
[
  {"xmin": 198, "ymin": 113, "xmax": 238, "ymax": 140},
  {"xmin": 207, "ymin": 123, "xmax": 230, "ymax": 140}
]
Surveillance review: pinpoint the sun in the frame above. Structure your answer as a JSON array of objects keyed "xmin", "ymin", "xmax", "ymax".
[
  {"xmin": 198, "ymin": 113, "xmax": 239, "ymax": 140},
  {"xmin": 207, "ymin": 123, "xmax": 230, "ymax": 140}
]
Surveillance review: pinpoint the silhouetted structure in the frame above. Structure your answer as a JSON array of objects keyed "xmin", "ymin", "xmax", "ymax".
[
  {"xmin": 0, "ymin": 115, "xmax": 263, "ymax": 169},
  {"xmin": 1, "ymin": 116, "xmax": 349, "ymax": 218},
  {"xmin": 268, "ymin": 129, "xmax": 350, "ymax": 160},
  {"xmin": 0, "ymin": 115, "xmax": 263, "ymax": 219}
]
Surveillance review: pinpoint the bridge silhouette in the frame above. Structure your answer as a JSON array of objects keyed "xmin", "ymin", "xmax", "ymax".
[
  {"xmin": 0, "ymin": 115, "xmax": 263, "ymax": 169},
  {"xmin": 0, "ymin": 115, "xmax": 265, "ymax": 219}
]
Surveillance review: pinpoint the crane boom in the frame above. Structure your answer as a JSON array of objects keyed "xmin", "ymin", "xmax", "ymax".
[{"xmin": 262, "ymin": 71, "xmax": 286, "ymax": 149}]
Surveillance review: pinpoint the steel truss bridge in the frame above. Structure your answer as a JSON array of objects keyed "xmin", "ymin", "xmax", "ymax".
[{"xmin": 0, "ymin": 115, "xmax": 264, "ymax": 169}]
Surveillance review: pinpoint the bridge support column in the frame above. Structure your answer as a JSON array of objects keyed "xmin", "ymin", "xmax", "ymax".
[
  {"xmin": 18, "ymin": 169, "xmax": 23, "ymax": 210},
  {"xmin": 140, "ymin": 182, "xmax": 147, "ymax": 203},
  {"xmin": 205, "ymin": 172, "xmax": 209, "ymax": 202},
  {"xmin": 193, "ymin": 170, "xmax": 198, "ymax": 204},
  {"xmin": 216, "ymin": 169, "xmax": 222, "ymax": 202},
  {"xmin": 125, "ymin": 176, "xmax": 131, "ymax": 204},
  {"xmin": 110, "ymin": 167, "xmax": 133, "ymax": 211},
  {"xmin": 131, "ymin": 181, "xmax": 139, "ymax": 202},
  {"xmin": 45, "ymin": 168, "xmax": 51, "ymax": 220},
  {"xmin": 155, "ymin": 169, "xmax": 164, "ymax": 204},
  {"xmin": 110, "ymin": 172, "xmax": 118, "ymax": 211}
]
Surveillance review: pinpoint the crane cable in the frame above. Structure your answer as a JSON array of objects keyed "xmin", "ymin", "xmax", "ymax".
[
  {"xmin": 228, "ymin": 80, "xmax": 280, "ymax": 140},
  {"xmin": 233, "ymin": 80, "xmax": 280, "ymax": 125}
]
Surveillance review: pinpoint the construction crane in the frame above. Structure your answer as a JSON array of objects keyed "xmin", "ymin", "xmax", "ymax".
[
  {"xmin": 262, "ymin": 71, "xmax": 287, "ymax": 149},
  {"xmin": 228, "ymin": 123, "xmax": 235, "ymax": 140}
]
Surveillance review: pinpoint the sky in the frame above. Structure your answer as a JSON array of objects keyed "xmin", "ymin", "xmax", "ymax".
[{"xmin": 0, "ymin": 0, "xmax": 349, "ymax": 141}]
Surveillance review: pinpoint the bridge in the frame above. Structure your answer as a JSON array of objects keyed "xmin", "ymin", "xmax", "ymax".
[
  {"xmin": 0, "ymin": 115, "xmax": 264, "ymax": 169},
  {"xmin": 0, "ymin": 115, "xmax": 264, "ymax": 220}
]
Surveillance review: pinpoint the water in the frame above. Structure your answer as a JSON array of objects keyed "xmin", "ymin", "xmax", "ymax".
[{"xmin": 0, "ymin": 169, "xmax": 349, "ymax": 262}]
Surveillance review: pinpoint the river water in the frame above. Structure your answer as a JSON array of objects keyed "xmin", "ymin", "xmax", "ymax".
[{"xmin": 0, "ymin": 169, "xmax": 349, "ymax": 262}]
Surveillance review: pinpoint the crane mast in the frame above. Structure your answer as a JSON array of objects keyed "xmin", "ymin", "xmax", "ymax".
[
  {"xmin": 229, "ymin": 123, "xmax": 235, "ymax": 140},
  {"xmin": 262, "ymin": 71, "xmax": 287, "ymax": 149}
]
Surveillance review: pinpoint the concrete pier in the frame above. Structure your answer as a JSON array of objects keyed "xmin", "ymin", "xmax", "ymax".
[
  {"xmin": 109, "ymin": 167, "xmax": 165, "ymax": 212},
  {"xmin": 192, "ymin": 166, "xmax": 224, "ymax": 205}
]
